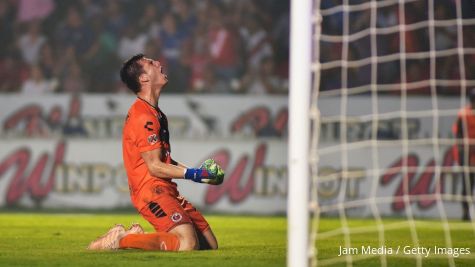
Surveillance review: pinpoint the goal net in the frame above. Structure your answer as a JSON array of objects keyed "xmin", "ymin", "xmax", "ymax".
[{"xmin": 288, "ymin": 0, "xmax": 475, "ymax": 266}]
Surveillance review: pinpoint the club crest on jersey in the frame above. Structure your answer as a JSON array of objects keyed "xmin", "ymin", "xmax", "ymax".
[
  {"xmin": 170, "ymin": 212, "xmax": 183, "ymax": 223},
  {"xmin": 148, "ymin": 134, "xmax": 158, "ymax": 145}
]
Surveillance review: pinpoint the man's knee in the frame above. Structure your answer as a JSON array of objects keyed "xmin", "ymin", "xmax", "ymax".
[
  {"xmin": 197, "ymin": 228, "xmax": 218, "ymax": 250},
  {"xmin": 178, "ymin": 235, "xmax": 199, "ymax": 251},
  {"xmin": 169, "ymin": 224, "xmax": 199, "ymax": 251}
]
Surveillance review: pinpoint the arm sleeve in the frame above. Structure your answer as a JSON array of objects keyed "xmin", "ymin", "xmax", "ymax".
[{"xmin": 131, "ymin": 113, "xmax": 164, "ymax": 153}]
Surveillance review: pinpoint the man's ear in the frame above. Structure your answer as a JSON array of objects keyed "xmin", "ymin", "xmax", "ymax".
[{"xmin": 139, "ymin": 73, "xmax": 150, "ymax": 83}]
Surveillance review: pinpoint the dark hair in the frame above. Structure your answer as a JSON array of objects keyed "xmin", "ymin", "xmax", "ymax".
[{"xmin": 120, "ymin": 54, "xmax": 145, "ymax": 94}]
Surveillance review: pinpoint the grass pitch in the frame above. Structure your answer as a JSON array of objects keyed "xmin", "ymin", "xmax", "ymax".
[
  {"xmin": 315, "ymin": 218, "xmax": 475, "ymax": 266},
  {"xmin": 0, "ymin": 213, "xmax": 285, "ymax": 267},
  {"xmin": 0, "ymin": 213, "xmax": 474, "ymax": 266}
]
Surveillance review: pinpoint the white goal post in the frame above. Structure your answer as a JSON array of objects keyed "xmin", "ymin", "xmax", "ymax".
[{"xmin": 287, "ymin": 0, "xmax": 315, "ymax": 267}]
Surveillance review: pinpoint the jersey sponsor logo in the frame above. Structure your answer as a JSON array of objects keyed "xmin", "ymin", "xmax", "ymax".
[
  {"xmin": 148, "ymin": 134, "xmax": 158, "ymax": 145},
  {"xmin": 144, "ymin": 121, "xmax": 153, "ymax": 131},
  {"xmin": 170, "ymin": 212, "xmax": 183, "ymax": 223}
]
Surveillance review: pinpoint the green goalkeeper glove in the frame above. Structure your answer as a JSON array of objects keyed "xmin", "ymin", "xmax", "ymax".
[{"xmin": 200, "ymin": 159, "xmax": 225, "ymax": 185}]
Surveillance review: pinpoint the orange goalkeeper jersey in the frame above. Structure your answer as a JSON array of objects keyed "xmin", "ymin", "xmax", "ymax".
[{"xmin": 122, "ymin": 98, "xmax": 177, "ymax": 211}]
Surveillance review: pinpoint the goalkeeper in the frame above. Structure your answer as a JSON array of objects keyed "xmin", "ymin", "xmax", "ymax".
[{"xmin": 88, "ymin": 54, "xmax": 224, "ymax": 251}]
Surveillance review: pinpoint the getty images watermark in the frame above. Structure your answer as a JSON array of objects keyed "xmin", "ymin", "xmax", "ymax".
[{"xmin": 338, "ymin": 246, "xmax": 471, "ymax": 258}]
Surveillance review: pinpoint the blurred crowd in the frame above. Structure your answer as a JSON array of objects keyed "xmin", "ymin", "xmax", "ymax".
[
  {"xmin": 0, "ymin": 0, "xmax": 289, "ymax": 94},
  {"xmin": 2, "ymin": 0, "xmax": 474, "ymax": 96},
  {"xmin": 319, "ymin": 0, "xmax": 475, "ymax": 94}
]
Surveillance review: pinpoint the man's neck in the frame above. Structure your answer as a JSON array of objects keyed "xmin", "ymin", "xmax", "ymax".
[{"xmin": 137, "ymin": 88, "xmax": 161, "ymax": 108}]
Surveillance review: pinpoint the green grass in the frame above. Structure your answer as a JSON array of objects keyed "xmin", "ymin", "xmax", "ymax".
[
  {"xmin": 315, "ymin": 218, "xmax": 475, "ymax": 266},
  {"xmin": 0, "ymin": 213, "xmax": 286, "ymax": 267},
  {"xmin": 0, "ymin": 213, "xmax": 474, "ymax": 266}
]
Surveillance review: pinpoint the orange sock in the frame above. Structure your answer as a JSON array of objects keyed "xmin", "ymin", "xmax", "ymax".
[{"xmin": 119, "ymin": 232, "xmax": 180, "ymax": 251}]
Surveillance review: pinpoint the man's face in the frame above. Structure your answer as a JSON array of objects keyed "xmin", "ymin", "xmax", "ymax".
[{"xmin": 140, "ymin": 58, "xmax": 168, "ymax": 88}]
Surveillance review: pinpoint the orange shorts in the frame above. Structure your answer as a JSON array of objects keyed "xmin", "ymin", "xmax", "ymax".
[{"xmin": 139, "ymin": 186, "xmax": 210, "ymax": 234}]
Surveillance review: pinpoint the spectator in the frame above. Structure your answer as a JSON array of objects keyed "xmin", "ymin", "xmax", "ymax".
[
  {"xmin": 0, "ymin": 52, "xmax": 30, "ymax": 93},
  {"xmin": 240, "ymin": 15, "xmax": 273, "ymax": 73},
  {"xmin": 240, "ymin": 56, "xmax": 284, "ymax": 95},
  {"xmin": 158, "ymin": 13, "xmax": 189, "ymax": 92},
  {"xmin": 347, "ymin": 45, "xmax": 369, "ymax": 88},
  {"xmin": 17, "ymin": 21, "xmax": 47, "ymax": 65},
  {"xmin": 404, "ymin": 60, "xmax": 430, "ymax": 94},
  {"xmin": 0, "ymin": 1, "xmax": 16, "ymax": 57},
  {"xmin": 83, "ymin": 16, "xmax": 119, "ymax": 92},
  {"xmin": 352, "ymin": 9, "xmax": 370, "ymax": 34},
  {"xmin": 61, "ymin": 62, "xmax": 86, "ymax": 93},
  {"xmin": 55, "ymin": 6, "xmax": 94, "ymax": 57},
  {"xmin": 272, "ymin": 11, "xmax": 289, "ymax": 79},
  {"xmin": 78, "ymin": 0, "xmax": 102, "ymax": 20},
  {"xmin": 434, "ymin": 3, "xmax": 456, "ymax": 51},
  {"xmin": 377, "ymin": 5, "xmax": 397, "ymax": 28},
  {"xmin": 137, "ymin": 3, "xmax": 161, "ymax": 40},
  {"xmin": 182, "ymin": 24, "xmax": 210, "ymax": 92},
  {"xmin": 144, "ymin": 40, "xmax": 167, "ymax": 71},
  {"xmin": 158, "ymin": 13, "xmax": 186, "ymax": 64},
  {"xmin": 206, "ymin": 3, "xmax": 241, "ymax": 83},
  {"xmin": 117, "ymin": 24, "xmax": 148, "ymax": 61},
  {"xmin": 37, "ymin": 42, "xmax": 58, "ymax": 79},
  {"xmin": 172, "ymin": 0, "xmax": 197, "ymax": 36},
  {"xmin": 20, "ymin": 65, "xmax": 57, "ymax": 94},
  {"xmin": 201, "ymin": 66, "xmax": 230, "ymax": 93},
  {"xmin": 103, "ymin": 2, "xmax": 128, "ymax": 40}
]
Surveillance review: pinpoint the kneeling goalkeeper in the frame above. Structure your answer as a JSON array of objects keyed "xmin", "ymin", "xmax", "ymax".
[{"xmin": 88, "ymin": 54, "xmax": 224, "ymax": 251}]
